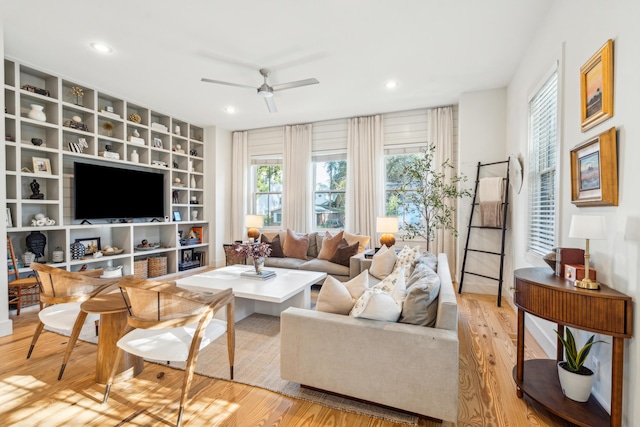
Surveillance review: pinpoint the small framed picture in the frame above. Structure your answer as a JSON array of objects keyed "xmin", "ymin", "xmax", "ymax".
[
  {"xmin": 173, "ymin": 211, "xmax": 182, "ymax": 222},
  {"xmin": 75, "ymin": 237, "xmax": 101, "ymax": 254},
  {"xmin": 32, "ymin": 157, "xmax": 52, "ymax": 175},
  {"xmin": 153, "ymin": 137, "xmax": 163, "ymax": 148},
  {"xmin": 6, "ymin": 207, "xmax": 13, "ymax": 227},
  {"xmin": 580, "ymin": 39, "xmax": 613, "ymax": 132},
  {"xmin": 570, "ymin": 127, "xmax": 617, "ymax": 207},
  {"xmin": 182, "ymin": 248, "xmax": 194, "ymax": 263}
]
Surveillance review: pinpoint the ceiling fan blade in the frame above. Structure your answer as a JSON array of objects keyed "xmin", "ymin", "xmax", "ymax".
[
  {"xmin": 201, "ymin": 78, "xmax": 255, "ymax": 90},
  {"xmin": 272, "ymin": 78, "xmax": 319, "ymax": 92},
  {"xmin": 264, "ymin": 97, "xmax": 278, "ymax": 113}
]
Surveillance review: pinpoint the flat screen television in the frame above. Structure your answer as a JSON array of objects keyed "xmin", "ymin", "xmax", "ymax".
[{"xmin": 74, "ymin": 162, "xmax": 165, "ymax": 220}]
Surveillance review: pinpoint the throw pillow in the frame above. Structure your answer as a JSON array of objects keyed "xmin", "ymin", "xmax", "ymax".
[
  {"xmin": 316, "ymin": 270, "xmax": 369, "ymax": 315},
  {"xmin": 317, "ymin": 230, "xmax": 344, "ymax": 260},
  {"xmin": 329, "ymin": 238, "xmax": 359, "ymax": 267},
  {"xmin": 414, "ymin": 251, "xmax": 438, "ymax": 271},
  {"xmin": 399, "ymin": 264, "xmax": 441, "ymax": 327},
  {"xmin": 343, "ymin": 231, "xmax": 371, "ymax": 254},
  {"xmin": 369, "ymin": 245, "xmax": 398, "ymax": 279},
  {"xmin": 373, "ymin": 266, "xmax": 407, "ymax": 307},
  {"xmin": 393, "ymin": 245, "xmax": 421, "ymax": 281},
  {"xmin": 283, "ymin": 229, "xmax": 309, "ymax": 260},
  {"xmin": 350, "ymin": 288, "xmax": 402, "ymax": 322},
  {"xmin": 260, "ymin": 234, "xmax": 284, "ymax": 258}
]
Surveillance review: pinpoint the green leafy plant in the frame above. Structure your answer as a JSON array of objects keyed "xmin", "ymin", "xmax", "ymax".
[
  {"xmin": 394, "ymin": 144, "xmax": 472, "ymax": 251},
  {"xmin": 554, "ymin": 328, "xmax": 606, "ymax": 374}
]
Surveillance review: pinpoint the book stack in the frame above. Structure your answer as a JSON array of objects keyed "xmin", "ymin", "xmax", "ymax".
[
  {"xmin": 151, "ymin": 122, "xmax": 168, "ymax": 133},
  {"xmin": 240, "ymin": 270, "xmax": 276, "ymax": 280}
]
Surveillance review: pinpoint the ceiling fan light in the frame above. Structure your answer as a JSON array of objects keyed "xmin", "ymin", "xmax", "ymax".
[{"xmin": 257, "ymin": 84, "xmax": 273, "ymax": 98}]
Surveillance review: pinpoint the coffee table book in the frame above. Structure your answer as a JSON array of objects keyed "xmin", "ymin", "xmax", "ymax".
[{"xmin": 240, "ymin": 270, "xmax": 276, "ymax": 280}]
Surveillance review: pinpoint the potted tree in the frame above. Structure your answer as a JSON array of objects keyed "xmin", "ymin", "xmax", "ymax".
[{"xmin": 555, "ymin": 328, "xmax": 606, "ymax": 402}]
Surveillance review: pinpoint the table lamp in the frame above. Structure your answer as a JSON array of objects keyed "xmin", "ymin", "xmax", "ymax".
[
  {"xmin": 245, "ymin": 214, "xmax": 264, "ymax": 242},
  {"xmin": 568, "ymin": 214, "xmax": 606, "ymax": 289},
  {"xmin": 377, "ymin": 216, "xmax": 399, "ymax": 248}
]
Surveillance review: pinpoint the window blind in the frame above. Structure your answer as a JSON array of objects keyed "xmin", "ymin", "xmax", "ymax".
[{"xmin": 527, "ymin": 70, "xmax": 558, "ymax": 256}]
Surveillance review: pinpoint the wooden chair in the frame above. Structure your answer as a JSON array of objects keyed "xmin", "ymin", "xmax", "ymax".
[
  {"xmin": 27, "ymin": 263, "xmax": 121, "ymax": 380},
  {"xmin": 102, "ymin": 277, "xmax": 235, "ymax": 427},
  {"xmin": 7, "ymin": 236, "xmax": 42, "ymax": 315}
]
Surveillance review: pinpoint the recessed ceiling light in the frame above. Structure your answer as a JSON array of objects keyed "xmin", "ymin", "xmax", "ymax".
[
  {"xmin": 386, "ymin": 81, "xmax": 397, "ymax": 89},
  {"xmin": 224, "ymin": 106, "xmax": 237, "ymax": 114},
  {"xmin": 91, "ymin": 42, "xmax": 112, "ymax": 53}
]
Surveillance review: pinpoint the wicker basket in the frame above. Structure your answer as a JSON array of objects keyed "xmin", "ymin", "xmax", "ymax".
[
  {"xmin": 148, "ymin": 256, "xmax": 167, "ymax": 278},
  {"xmin": 133, "ymin": 258, "xmax": 148, "ymax": 279}
]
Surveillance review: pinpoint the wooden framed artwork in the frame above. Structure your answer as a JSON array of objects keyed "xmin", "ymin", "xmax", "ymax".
[
  {"xmin": 570, "ymin": 127, "xmax": 617, "ymax": 206},
  {"xmin": 580, "ymin": 39, "xmax": 613, "ymax": 132},
  {"xmin": 32, "ymin": 157, "xmax": 52, "ymax": 175},
  {"xmin": 75, "ymin": 237, "xmax": 101, "ymax": 254}
]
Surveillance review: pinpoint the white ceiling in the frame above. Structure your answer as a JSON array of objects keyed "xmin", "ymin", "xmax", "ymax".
[{"xmin": 2, "ymin": 0, "xmax": 552, "ymax": 131}]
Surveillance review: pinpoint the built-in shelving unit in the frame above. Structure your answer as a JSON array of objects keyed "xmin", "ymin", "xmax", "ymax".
[{"xmin": 4, "ymin": 58, "xmax": 208, "ymax": 278}]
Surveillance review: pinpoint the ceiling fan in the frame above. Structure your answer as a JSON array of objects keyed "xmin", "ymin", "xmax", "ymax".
[{"xmin": 201, "ymin": 68, "xmax": 319, "ymax": 113}]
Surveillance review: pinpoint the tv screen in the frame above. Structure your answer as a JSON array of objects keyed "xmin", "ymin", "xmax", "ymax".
[{"xmin": 74, "ymin": 162, "xmax": 165, "ymax": 220}]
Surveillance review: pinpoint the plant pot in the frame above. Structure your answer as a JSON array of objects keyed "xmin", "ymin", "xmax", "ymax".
[
  {"xmin": 557, "ymin": 362, "xmax": 594, "ymax": 402},
  {"xmin": 253, "ymin": 257, "xmax": 265, "ymax": 274}
]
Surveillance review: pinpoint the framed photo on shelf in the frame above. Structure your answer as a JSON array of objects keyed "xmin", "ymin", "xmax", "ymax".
[
  {"xmin": 191, "ymin": 226, "xmax": 203, "ymax": 244},
  {"xmin": 173, "ymin": 211, "xmax": 182, "ymax": 222},
  {"xmin": 32, "ymin": 157, "xmax": 52, "ymax": 175},
  {"xmin": 580, "ymin": 39, "xmax": 613, "ymax": 132},
  {"xmin": 6, "ymin": 208, "xmax": 13, "ymax": 227},
  {"xmin": 75, "ymin": 237, "xmax": 101, "ymax": 254},
  {"xmin": 182, "ymin": 248, "xmax": 194, "ymax": 263},
  {"xmin": 153, "ymin": 137, "xmax": 163, "ymax": 148},
  {"xmin": 570, "ymin": 127, "xmax": 617, "ymax": 207}
]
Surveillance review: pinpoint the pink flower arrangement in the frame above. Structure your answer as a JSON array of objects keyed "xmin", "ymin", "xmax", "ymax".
[{"xmin": 233, "ymin": 242, "xmax": 272, "ymax": 260}]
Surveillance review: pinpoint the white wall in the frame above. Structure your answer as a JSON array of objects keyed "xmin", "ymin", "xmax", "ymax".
[
  {"xmin": 506, "ymin": 0, "xmax": 640, "ymax": 421},
  {"xmin": 457, "ymin": 88, "xmax": 507, "ymax": 290}
]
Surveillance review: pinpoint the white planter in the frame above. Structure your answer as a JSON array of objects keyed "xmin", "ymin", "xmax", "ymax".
[
  {"xmin": 557, "ymin": 362, "xmax": 594, "ymax": 402},
  {"xmin": 28, "ymin": 104, "xmax": 46, "ymax": 121}
]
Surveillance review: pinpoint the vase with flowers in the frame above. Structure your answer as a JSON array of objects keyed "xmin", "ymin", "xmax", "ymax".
[{"xmin": 234, "ymin": 242, "xmax": 272, "ymax": 274}]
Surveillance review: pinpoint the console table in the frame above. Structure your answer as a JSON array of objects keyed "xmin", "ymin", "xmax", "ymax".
[{"xmin": 513, "ymin": 268, "xmax": 632, "ymax": 427}]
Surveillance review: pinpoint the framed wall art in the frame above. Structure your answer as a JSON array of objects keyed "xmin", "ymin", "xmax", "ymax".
[
  {"xmin": 580, "ymin": 39, "xmax": 613, "ymax": 132},
  {"xmin": 75, "ymin": 237, "xmax": 101, "ymax": 254},
  {"xmin": 32, "ymin": 157, "xmax": 52, "ymax": 175},
  {"xmin": 570, "ymin": 127, "xmax": 617, "ymax": 207}
]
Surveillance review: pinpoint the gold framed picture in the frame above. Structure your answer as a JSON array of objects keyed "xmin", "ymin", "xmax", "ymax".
[
  {"xmin": 570, "ymin": 127, "xmax": 617, "ymax": 206},
  {"xmin": 32, "ymin": 157, "xmax": 52, "ymax": 175},
  {"xmin": 580, "ymin": 39, "xmax": 613, "ymax": 132}
]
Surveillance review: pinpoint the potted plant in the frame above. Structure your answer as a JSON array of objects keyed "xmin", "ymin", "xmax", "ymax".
[
  {"xmin": 555, "ymin": 328, "xmax": 606, "ymax": 402},
  {"xmin": 234, "ymin": 242, "xmax": 272, "ymax": 274}
]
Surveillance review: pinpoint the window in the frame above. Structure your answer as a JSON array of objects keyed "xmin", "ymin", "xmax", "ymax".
[
  {"xmin": 254, "ymin": 164, "xmax": 282, "ymax": 227},
  {"xmin": 527, "ymin": 70, "xmax": 558, "ymax": 256},
  {"xmin": 385, "ymin": 153, "xmax": 423, "ymax": 230},
  {"xmin": 313, "ymin": 159, "xmax": 346, "ymax": 229}
]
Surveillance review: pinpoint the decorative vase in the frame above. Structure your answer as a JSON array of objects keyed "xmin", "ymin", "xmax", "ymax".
[
  {"xmin": 190, "ymin": 175, "xmax": 196, "ymax": 188},
  {"xmin": 557, "ymin": 362, "xmax": 595, "ymax": 402},
  {"xmin": 70, "ymin": 241, "xmax": 85, "ymax": 260},
  {"xmin": 131, "ymin": 149, "xmax": 139, "ymax": 163},
  {"xmin": 28, "ymin": 104, "xmax": 46, "ymax": 122},
  {"xmin": 52, "ymin": 246, "xmax": 64, "ymax": 263},
  {"xmin": 22, "ymin": 251, "xmax": 36, "ymax": 266},
  {"xmin": 253, "ymin": 257, "xmax": 265, "ymax": 274}
]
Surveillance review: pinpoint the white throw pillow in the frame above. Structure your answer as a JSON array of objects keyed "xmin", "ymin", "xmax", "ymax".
[
  {"xmin": 343, "ymin": 231, "xmax": 371, "ymax": 254},
  {"xmin": 350, "ymin": 288, "xmax": 402, "ymax": 322},
  {"xmin": 369, "ymin": 245, "xmax": 398, "ymax": 280},
  {"xmin": 316, "ymin": 270, "xmax": 369, "ymax": 315},
  {"xmin": 373, "ymin": 266, "xmax": 407, "ymax": 307},
  {"xmin": 393, "ymin": 245, "xmax": 421, "ymax": 281}
]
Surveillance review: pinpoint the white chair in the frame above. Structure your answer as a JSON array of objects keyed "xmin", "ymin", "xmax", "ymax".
[{"xmin": 102, "ymin": 278, "xmax": 235, "ymax": 427}]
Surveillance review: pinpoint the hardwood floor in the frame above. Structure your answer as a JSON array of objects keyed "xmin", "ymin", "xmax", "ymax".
[{"xmin": 0, "ymin": 291, "xmax": 571, "ymax": 426}]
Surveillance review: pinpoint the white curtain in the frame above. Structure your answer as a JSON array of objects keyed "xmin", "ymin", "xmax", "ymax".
[
  {"xmin": 231, "ymin": 131, "xmax": 249, "ymax": 240},
  {"xmin": 428, "ymin": 106, "xmax": 456, "ymax": 270},
  {"xmin": 346, "ymin": 115, "xmax": 384, "ymax": 246},
  {"xmin": 283, "ymin": 124, "xmax": 313, "ymax": 232}
]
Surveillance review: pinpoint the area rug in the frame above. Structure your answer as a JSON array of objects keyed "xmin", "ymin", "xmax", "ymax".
[{"xmin": 49, "ymin": 313, "xmax": 420, "ymax": 425}]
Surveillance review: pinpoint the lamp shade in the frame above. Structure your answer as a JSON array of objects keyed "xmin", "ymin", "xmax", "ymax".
[
  {"xmin": 245, "ymin": 215, "xmax": 264, "ymax": 229},
  {"xmin": 376, "ymin": 217, "xmax": 399, "ymax": 233},
  {"xmin": 568, "ymin": 215, "xmax": 606, "ymax": 240}
]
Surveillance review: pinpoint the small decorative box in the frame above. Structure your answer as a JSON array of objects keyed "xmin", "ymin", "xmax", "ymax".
[{"xmin": 565, "ymin": 264, "xmax": 596, "ymax": 282}]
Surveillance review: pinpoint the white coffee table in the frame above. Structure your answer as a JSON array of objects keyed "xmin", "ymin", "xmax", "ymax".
[{"xmin": 176, "ymin": 265, "xmax": 327, "ymax": 322}]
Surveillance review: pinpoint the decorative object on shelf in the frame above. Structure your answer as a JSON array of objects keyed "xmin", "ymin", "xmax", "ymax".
[
  {"xmin": 31, "ymin": 138, "xmax": 43, "ymax": 146},
  {"xmin": 29, "ymin": 179, "xmax": 45, "ymax": 199},
  {"xmin": 101, "ymin": 265, "xmax": 123, "ymax": 277},
  {"xmin": 173, "ymin": 211, "xmax": 182, "ymax": 221},
  {"xmin": 568, "ymin": 214, "xmax": 606, "ymax": 289},
  {"xmin": 554, "ymin": 328, "xmax": 606, "ymax": 402},
  {"xmin": 233, "ymin": 241, "xmax": 272, "ymax": 274},
  {"xmin": 190, "ymin": 148, "xmax": 198, "ymax": 156},
  {"xmin": 32, "ymin": 157, "xmax": 52, "ymax": 175},
  {"xmin": 130, "ymin": 149, "xmax": 139, "ymax": 163},
  {"xmin": 132, "ymin": 128, "xmax": 140, "ymax": 138},
  {"xmin": 26, "ymin": 230, "xmax": 47, "ymax": 261},
  {"xmin": 580, "ymin": 39, "xmax": 613, "ymax": 132},
  {"xmin": 190, "ymin": 175, "xmax": 196, "ymax": 188},
  {"xmin": 75, "ymin": 237, "xmax": 101, "ymax": 255},
  {"xmin": 136, "ymin": 239, "xmax": 160, "ymax": 250},
  {"xmin": 68, "ymin": 137, "xmax": 88, "ymax": 153},
  {"xmin": 376, "ymin": 216, "xmax": 398, "ymax": 247},
  {"xmin": 6, "ymin": 207, "xmax": 13, "ymax": 227},
  {"xmin": 151, "ymin": 122, "xmax": 168, "ymax": 132},
  {"xmin": 72, "ymin": 115, "xmax": 82, "ymax": 123},
  {"xmin": 190, "ymin": 226, "xmax": 203, "ymax": 243},
  {"xmin": 69, "ymin": 86, "xmax": 84, "ymax": 106},
  {"xmin": 52, "ymin": 246, "xmax": 64, "ymax": 263},
  {"xmin": 31, "ymin": 213, "xmax": 55, "ymax": 227},
  {"xmin": 100, "ymin": 108, "xmax": 120, "ymax": 120},
  {"xmin": 172, "ymin": 190, "xmax": 179, "ymax": 204},
  {"xmin": 245, "ymin": 214, "xmax": 264, "ymax": 242},
  {"xmin": 174, "ymin": 144, "xmax": 185, "ymax": 154},
  {"xmin": 102, "ymin": 121, "xmax": 115, "ymax": 137},
  {"xmin": 190, "ymin": 196, "xmax": 198, "ymax": 204},
  {"xmin": 101, "ymin": 245, "xmax": 124, "ymax": 256},
  {"xmin": 27, "ymin": 104, "xmax": 46, "ymax": 122},
  {"xmin": 175, "ymin": 125, "xmax": 181, "ymax": 136},
  {"xmin": 151, "ymin": 160, "xmax": 168, "ymax": 167},
  {"xmin": 173, "ymin": 160, "xmax": 179, "ymax": 168},
  {"xmin": 191, "ymin": 210, "xmax": 199, "ymax": 221},
  {"xmin": 21, "ymin": 84, "xmax": 51, "ymax": 97},
  {"xmin": 22, "ymin": 251, "xmax": 36, "ymax": 266},
  {"xmin": 5, "ymin": 134, "xmax": 13, "ymax": 142},
  {"xmin": 99, "ymin": 151, "xmax": 120, "ymax": 159},
  {"xmin": 105, "ymin": 106, "xmax": 114, "ymax": 113},
  {"xmin": 153, "ymin": 137, "xmax": 163, "ymax": 148},
  {"xmin": 21, "ymin": 167, "xmax": 33, "ymax": 173},
  {"xmin": 188, "ymin": 160, "xmax": 193, "ymax": 171},
  {"xmin": 570, "ymin": 127, "xmax": 617, "ymax": 207},
  {"xmin": 128, "ymin": 113, "xmax": 142, "ymax": 124},
  {"xmin": 174, "ymin": 177, "xmax": 183, "ymax": 187},
  {"xmin": 63, "ymin": 118, "xmax": 89, "ymax": 131},
  {"xmin": 70, "ymin": 240, "xmax": 85, "ymax": 260}
]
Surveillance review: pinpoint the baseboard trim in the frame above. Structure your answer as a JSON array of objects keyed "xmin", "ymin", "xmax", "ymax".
[{"xmin": 0, "ymin": 318, "xmax": 14, "ymax": 337}]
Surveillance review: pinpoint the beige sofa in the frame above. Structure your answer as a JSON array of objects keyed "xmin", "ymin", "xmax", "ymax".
[{"xmin": 280, "ymin": 253, "xmax": 458, "ymax": 423}]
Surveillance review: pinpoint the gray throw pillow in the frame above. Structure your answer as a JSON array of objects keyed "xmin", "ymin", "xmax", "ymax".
[
  {"xmin": 399, "ymin": 264, "xmax": 441, "ymax": 327},
  {"xmin": 413, "ymin": 251, "xmax": 438, "ymax": 272}
]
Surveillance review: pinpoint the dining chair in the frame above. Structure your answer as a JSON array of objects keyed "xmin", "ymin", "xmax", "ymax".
[
  {"xmin": 6, "ymin": 236, "xmax": 42, "ymax": 315},
  {"xmin": 27, "ymin": 263, "xmax": 120, "ymax": 380},
  {"xmin": 102, "ymin": 277, "xmax": 235, "ymax": 427}
]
